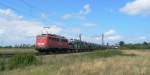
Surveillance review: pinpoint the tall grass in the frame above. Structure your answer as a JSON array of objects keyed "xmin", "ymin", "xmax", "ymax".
[
  {"xmin": 0, "ymin": 53, "xmax": 39, "ymax": 71},
  {"xmin": 9, "ymin": 54, "xmax": 38, "ymax": 69},
  {"xmin": 45, "ymin": 50, "xmax": 122, "ymax": 66},
  {"xmin": 1, "ymin": 50, "xmax": 150, "ymax": 75}
]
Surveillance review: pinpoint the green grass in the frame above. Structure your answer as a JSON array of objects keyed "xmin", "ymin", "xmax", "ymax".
[
  {"xmin": 0, "ymin": 49, "xmax": 150, "ymax": 75},
  {"xmin": 81, "ymin": 50, "xmax": 123, "ymax": 58},
  {"xmin": 0, "ymin": 48, "xmax": 36, "ymax": 54},
  {"xmin": 9, "ymin": 54, "xmax": 39, "ymax": 69}
]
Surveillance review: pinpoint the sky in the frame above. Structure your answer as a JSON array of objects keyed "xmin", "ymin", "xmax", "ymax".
[{"xmin": 0, "ymin": 0, "xmax": 150, "ymax": 45}]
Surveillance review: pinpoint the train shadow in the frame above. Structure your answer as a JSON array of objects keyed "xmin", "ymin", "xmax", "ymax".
[
  {"xmin": 37, "ymin": 50, "xmax": 95, "ymax": 56},
  {"xmin": 0, "ymin": 49, "xmax": 97, "ymax": 57},
  {"xmin": 120, "ymin": 53, "xmax": 137, "ymax": 57}
]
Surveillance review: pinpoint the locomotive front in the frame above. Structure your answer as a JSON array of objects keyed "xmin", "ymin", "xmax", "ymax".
[
  {"xmin": 35, "ymin": 34, "xmax": 49, "ymax": 52},
  {"xmin": 35, "ymin": 34, "xmax": 70, "ymax": 52}
]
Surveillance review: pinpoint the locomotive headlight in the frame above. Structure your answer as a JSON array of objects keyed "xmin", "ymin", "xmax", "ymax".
[{"xmin": 37, "ymin": 43, "xmax": 45, "ymax": 46}]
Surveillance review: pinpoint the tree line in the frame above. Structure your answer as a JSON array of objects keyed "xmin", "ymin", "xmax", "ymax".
[
  {"xmin": 119, "ymin": 41, "xmax": 150, "ymax": 49},
  {"xmin": 0, "ymin": 44, "xmax": 35, "ymax": 48}
]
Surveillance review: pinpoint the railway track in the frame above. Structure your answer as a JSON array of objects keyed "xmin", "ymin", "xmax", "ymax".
[
  {"xmin": 0, "ymin": 52, "xmax": 49, "ymax": 57},
  {"xmin": 0, "ymin": 49, "xmax": 95, "ymax": 57}
]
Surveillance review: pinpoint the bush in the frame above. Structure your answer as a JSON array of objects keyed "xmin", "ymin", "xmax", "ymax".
[
  {"xmin": 8, "ymin": 54, "xmax": 38, "ymax": 69},
  {"xmin": 0, "ymin": 54, "xmax": 39, "ymax": 71}
]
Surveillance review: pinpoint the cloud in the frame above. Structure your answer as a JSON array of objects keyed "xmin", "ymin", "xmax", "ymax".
[
  {"xmin": 42, "ymin": 25, "xmax": 62, "ymax": 34},
  {"xmin": 62, "ymin": 4, "xmax": 91, "ymax": 20},
  {"xmin": 0, "ymin": 9, "xmax": 23, "ymax": 20},
  {"xmin": 120, "ymin": 0, "xmax": 150, "ymax": 15},
  {"xmin": 82, "ymin": 29, "xmax": 123, "ymax": 44},
  {"xmin": 138, "ymin": 36, "xmax": 147, "ymax": 40},
  {"xmin": 66, "ymin": 28, "xmax": 81, "ymax": 34},
  {"xmin": 104, "ymin": 29, "xmax": 122, "ymax": 41},
  {"xmin": 62, "ymin": 13, "xmax": 84, "ymax": 20},
  {"xmin": 0, "ymin": 29, "xmax": 4, "ymax": 34},
  {"xmin": 83, "ymin": 23, "xmax": 97, "ymax": 27},
  {"xmin": 124, "ymin": 36, "xmax": 149, "ymax": 43},
  {"xmin": 0, "ymin": 8, "xmax": 62, "ymax": 45},
  {"xmin": 105, "ymin": 29, "xmax": 115, "ymax": 36},
  {"xmin": 79, "ymin": 4, "xmax": 91, "ymax": 15},
  {"xmin": 41, "ymin": 12, "xmax": 49, "ymax": 19}
]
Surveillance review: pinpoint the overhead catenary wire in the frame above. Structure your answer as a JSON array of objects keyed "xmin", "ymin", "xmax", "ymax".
[
  {"xmin": 0, "ymin": 1, "xmax": 27, "ymax": 14},
  {"xmin": 0, "ymin": 0, "xmax": 46, "ymax": 18},
  {"xmin": 0, "ymin": 0, "xmax": 39, "ymax": 19},
  {"xmin": 21, "ymin": 0, "xmax": 46, "ymax": 12},
  {"xmin": 21, "ymin": 0, "xmax": 50, "ymax": 21},
  {"xmin": 21, "ymin": 0, "xmax": 48, "ymax": 18},
  {"xmin": 21, "ymin": 0, "xmax": 34, "ymax": 16}
]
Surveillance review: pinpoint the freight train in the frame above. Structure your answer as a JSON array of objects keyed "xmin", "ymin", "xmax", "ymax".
[{"xmin": 35, "ymin": 34, "xmax": 102, "ymax": 53}]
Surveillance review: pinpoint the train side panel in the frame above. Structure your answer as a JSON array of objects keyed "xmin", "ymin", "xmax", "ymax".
[{"xmin": 47, "ymin": 36, "xmax": 69, "ymax": 49}]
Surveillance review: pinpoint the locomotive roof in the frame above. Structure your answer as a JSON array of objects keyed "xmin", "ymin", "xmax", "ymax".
[{"xmin": 38, "ymin": 34, "xmax": 66, "ymax": 39}]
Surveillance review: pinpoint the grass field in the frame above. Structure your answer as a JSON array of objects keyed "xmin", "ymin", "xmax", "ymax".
[
  {"xmin": 0, "ymin": 49, "xmax": 150, "ymax": 75},
  {"xmin": 0, "ymin": 48, "xmax": 36, "ymax": 54}
]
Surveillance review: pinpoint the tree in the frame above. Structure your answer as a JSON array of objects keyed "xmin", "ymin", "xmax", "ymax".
[
  {"xmin": 143, "ymin": 41, "xmax": 148, "ymax": 45},
  {"xmin": 119, "ymin": 41, "xmax": 125, "ymax": 46}
]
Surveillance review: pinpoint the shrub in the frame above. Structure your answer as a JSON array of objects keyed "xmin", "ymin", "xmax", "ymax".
[{"xmin": 8, "ymin": 54, "xmax": 38, "ymax": 69}]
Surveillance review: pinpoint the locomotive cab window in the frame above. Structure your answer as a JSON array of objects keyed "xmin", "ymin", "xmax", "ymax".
[
  {"xmin": 51, "ymin": 38, "xmax": 59, "ymax": 42},
  {"xmin": 61, "ymin": 39, "xmax": 67, "ymax": 42},
  {"xmin": 64, "ymin": 39, "xmax": 68, "ymax": 42}
]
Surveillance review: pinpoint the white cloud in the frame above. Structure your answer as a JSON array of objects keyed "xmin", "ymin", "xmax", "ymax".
[
  {"xmin": 0, "ymin": 8, "xmax": 62, "ymax": 45},
  {"xmin": 124, "ymin": 36, "xmax": 149, "ymax": 43},
  {"xmin": 105, "ymin": 29, "xmax": 115, "ymax": 36},
  {"xmin": 41, "ymin": 12, "xmax": 49, "ymax": 19},
  {"xmin": 62, "ymin": 13, "xmax": 84, "ymax": 20},
  {"xmin": 138, "ymin": 36, "xmax": 147, "ymax": 40},
  {"xmin": 88, "ymin": 29, "xmax": 123, "ymax": 45},
  {"xmin": 79, "ymin": 4, "xmax": 91, "ymax": 15},
  {"xmin": 0, "ymin": 9, "xmax": 23, "ymax": 20},
  {"xmin": 62, "ymin": 4, "xmax": 91, "ymax": 20},
  {"xmin": 68, "ymin": 28, "xmax": 81, "ymax": 33},
  {"xmin": 0, "ymin": 9, "xmax": 13, "ymax": 17},
  {"xmin": 106, "ymin": 35, "xmax": 122, "ymax": 41},
  {"xmin": 82, "ymin": 36, "xmax": 98, "ymax": 43},
  {"xmin": 0, "ymin": 29, "xmax": 4, "ymax": 34},
  {"xmin": 83, "ymin": 23, "xmax": 97, "ymax": 27},
  {"xmin": 43, "ymin": 25, "xmax": 62, "ymax": 34},
  {"xmin": 120, "ymin": 0, "xmax": 150, "ymax": 15},
  {"xmin": 104, "ymin": 29, "xmax": 122, "ymax": 41}
]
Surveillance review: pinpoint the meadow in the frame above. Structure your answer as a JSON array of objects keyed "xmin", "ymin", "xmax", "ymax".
[{"xmin": 0, "ymin": 49, "xmax": 150, "ymax": 75}]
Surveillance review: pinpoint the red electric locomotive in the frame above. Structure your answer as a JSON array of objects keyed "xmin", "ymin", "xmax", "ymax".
[{"xmin": 35, "ymin": 34, "xmax": 69, "ymax": 52}]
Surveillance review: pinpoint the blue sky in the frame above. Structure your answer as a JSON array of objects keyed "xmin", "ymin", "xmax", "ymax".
[{"xmin": 0, "ymin": 0, "xmax": 150, "ymax": 45}]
